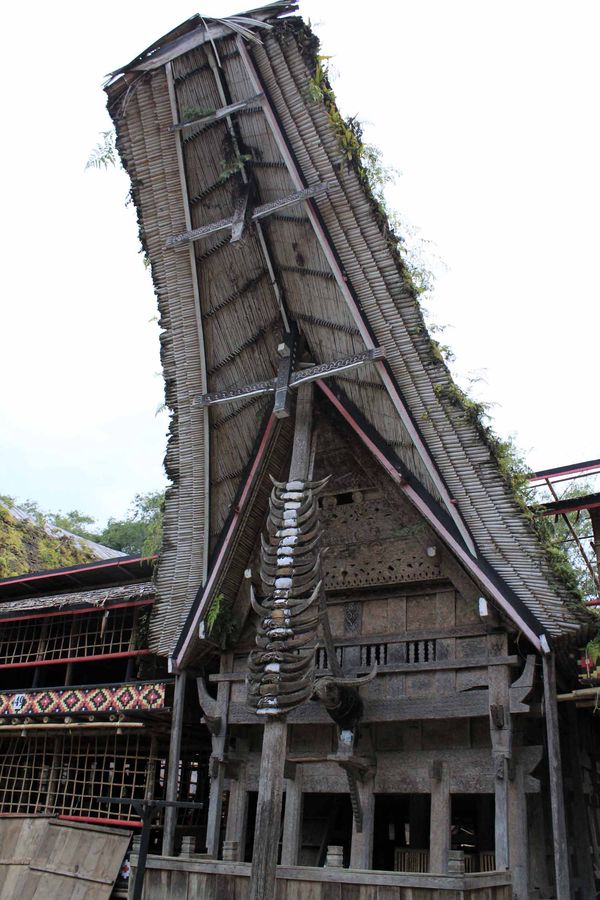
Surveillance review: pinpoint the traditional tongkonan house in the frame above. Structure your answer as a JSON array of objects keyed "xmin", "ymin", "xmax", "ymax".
[{"xmin": 104, "ymin": 4, "xmax": 600, "ymax": 898}]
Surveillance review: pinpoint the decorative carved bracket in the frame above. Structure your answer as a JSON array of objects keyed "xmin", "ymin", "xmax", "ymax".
[
  {"xmin": 510, "ymin": 654, "xmax": 537, "ymax": 714},
  {"xmin": 197, "ymin": 677, "xmax": 223, "ymax": 736}
]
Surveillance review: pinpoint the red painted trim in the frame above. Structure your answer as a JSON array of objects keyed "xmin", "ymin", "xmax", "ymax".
[
  {"xmin": 175, "ymin": 414, "xmax": 277, "ymax": 668},
  {"xmin": 529, "ymin": 460, "xmax": 600, "ymax": 481},
  {"xmin": 0, "ymin": 555, "xmax": 157, "ymax": 587},
  {"xmin": 317, "ymin": 381, "xmax": 543, "ymax": 652},
  {"xmin": 0, "ymin": 649, "xmax": 151, "ymax": 670},
  {"xmin": 58, "ymin": 814, "xmax": 142, "ymax": 828},
  {"xmin": 0, "ymin": 597, "xmax": 155, "ymax": 625},
  {"xmin": 541, "ymin": 499, "xmax": 600, "ymax": 516}
]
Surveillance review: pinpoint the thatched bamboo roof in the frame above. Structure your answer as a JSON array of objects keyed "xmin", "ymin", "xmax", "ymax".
[
  {"xmin": 106, "ymin": 3, "xmax": 592, "ymax": 659},
  {"xmin": 0, "ymin": 581, "xmax": 154, "ymax": 619}
]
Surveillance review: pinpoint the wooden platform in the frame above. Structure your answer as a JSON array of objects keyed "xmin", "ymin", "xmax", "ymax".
[
  {"xmin": 0, "ymin": 816, "xmax": 131, "ymax": 898},
  {"xmin": 130, "ymin": 855, "xmax": 512, "ymax": 899}
]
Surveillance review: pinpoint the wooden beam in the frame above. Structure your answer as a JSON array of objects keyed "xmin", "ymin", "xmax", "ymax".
[
  {"xmin": 194, "ymin": 348, "xmax": 384, "ymax": 409},
  {"xmin": 542, "ymin": 653, "xmax": 571, "ymax": 899},
  {"xmin": 166, "ymin": 183, "xmax": 329, "ymax": 248},
  {"xmin": 162, "ymin": 671, "xmax": 187, "ymax": 856},
  {"xmin": 230, "ymin": 184, "xmax": 251, "ymax": 243},
  {"xmin": 273, "ymin": 327, "xmax": 297, "ymax": 420},
  {"xmin": 169, "ymin": 93, "xmax": 264, "ymax": 132}
]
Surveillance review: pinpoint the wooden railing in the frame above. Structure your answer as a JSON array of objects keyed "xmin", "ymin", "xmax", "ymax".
[
  {"xmin": 130, "ymin": 855, "xmax": 512, "ymax": 899},
  {"xmin": 394, "ymin": 849, "xmax": 496, "ymax": 875},
  {"xmin": 394, "ymin": 848, "xmax": 429, "ymax": 872}
]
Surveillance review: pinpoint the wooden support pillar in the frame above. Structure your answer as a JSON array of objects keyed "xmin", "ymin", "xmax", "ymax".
[
  {"xmin": 508, "ymin": 760, "xmax": 528, "ymax": 899},
  {"xmin": 429, "ymin": 760, "xmax": 450, "ymax": 873},
  {"xmin": 565, "ymin": 704, "xmax": 596, "ymax": 898},
  {"xmin": 281, "ymin": 764, "xmax": 303, "ymax": 866},
  {"xmin": 350, "ymin": 777, "xmax": 375, "ymax": 869},
  {"xmin": 249, "ymin": 382, "xmax": 314, "ymax": 900},
  {"xmin": 543, "ymin": 652, "xmax": 571, "ymax": 900},
  {"xmin": 224, "ymin": 744, "xmax": 248, "ymax": 861},
  {"xmin": 488, "ymin": 650, "xmax": 511, "ymax": 871},
  {"xmin": 162, "ymin": 670, "xmax": 186, "ymax": 856},
  {"xmin": 205, "ymin": 658, "xmax": 232, "ymax": 858},
  {"xmin": 250, "ymin": 718, "xmax": 288, "ymax": 900}
]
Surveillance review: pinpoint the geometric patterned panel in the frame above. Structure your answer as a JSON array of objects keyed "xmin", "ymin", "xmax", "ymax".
[{"xmin": 0, "ymin": 681, "xmax": 166, "ymax": 717}]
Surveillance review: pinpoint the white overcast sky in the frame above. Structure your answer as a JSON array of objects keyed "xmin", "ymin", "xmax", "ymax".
[{"xmin": 1, "ymin": 1, "xmax": 598, "ymax": 526}]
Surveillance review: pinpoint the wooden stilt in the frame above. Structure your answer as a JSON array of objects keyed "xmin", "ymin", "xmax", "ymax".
[
  {"xmin": 508, "ymin": 761, "xmax": 528, "ymax": 899},
  {"xmin": 205, "ymin": 656, "xmax": 232, "ymax": 857},
  {"xmin": 249, "ymin": 717, "xmax": 288, "ymax": 900},
  {"xmin": 429, "ymin": 761, "xmax": 450, "ymax": 873},
  {"xmin": 162, "ymin": 670, "xmax": 186, "ymax": 856},
  {"xmin": 488, "ymin": 654, "xmax": 511, "ymax": 871},
  {"xmin": 350, "ymin": 777, "xmax": 375, "ymax": 869},
  {"xmin": 225, "ymin": 742, "xmax": 248, "ymax": 861},
  {"xmin": 542, "ymin": 652, "xmax": 571, "ymax": 899},
  {"xmin": 565, "ymin": 705, "xmax": 596, "ymax": 898},
  {"xmin": 281, "ymin": 765, "xmax": 303, "ymax": 866}
]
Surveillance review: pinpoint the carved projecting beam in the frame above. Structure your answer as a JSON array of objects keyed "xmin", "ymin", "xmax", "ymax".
[
  {"xmin": 166, "ymin": 183, "xmax": 329, "ymax": 248},
  {"xmin": 195, "ymin": 348, "xmax": 385, "ymax": 408}
]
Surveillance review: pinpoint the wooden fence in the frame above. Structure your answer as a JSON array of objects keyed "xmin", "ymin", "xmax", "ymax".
[{"xmin": 129, "ymin": 855, "xmax": 512, "ymax": 899}]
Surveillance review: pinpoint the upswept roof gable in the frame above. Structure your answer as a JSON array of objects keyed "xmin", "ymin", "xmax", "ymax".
[{"xmin": 107, "ymin": 3, "xmax": 590, "ymax": 656}]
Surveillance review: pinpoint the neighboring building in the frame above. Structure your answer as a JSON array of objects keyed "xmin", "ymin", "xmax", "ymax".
[
  {"xmin": 0, "ymin": 556, "xmax": 209, "ymax": 895},
  {"xmin": 1, "ymin": 4, "xmax": 589, "ymax": 899}
]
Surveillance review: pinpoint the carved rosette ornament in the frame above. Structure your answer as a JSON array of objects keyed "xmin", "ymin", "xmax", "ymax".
[{"xmin": 247, "ymin": 476, "xmax": 329, "ymax": 716}]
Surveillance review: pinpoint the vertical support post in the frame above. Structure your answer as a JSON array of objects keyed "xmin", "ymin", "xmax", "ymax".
[
  {"xmin": 145, "ymin": 735, "xmax": 158, "ymax": 802},
  {"xmin": 250, "ymin": 718, "xmax": 288, "ymax": 899},
  {"xmin": 162, "ymin": 670, "xmax": 187, "ymax": 856},
  {"xmin": 225, "ymin": 744, "xmax": 249, "ymax": 861},
  {"xmin": 281, "ymin": 764, "xmax": 303, "ymax": 866},
  {"xmin": 508, "ymin": 760, "xmax": 528, "ymax": 899},
  {"xmin": 542, "ymin": 652, "xmax": 571, "ymax": 900},
  {"xmin": 429, "ymin": 760, "xmax": 450, "ymax": 873},
  {"xmin": 488, "ymin": 650, "xmax": 511, "ymax": 870},
  {"xmin": 565, "ymin": 704, "xmax": 596, "ymax": 899},
  {"xmin": 350, "ymin": 777, "xmax": 375, "ymax": 869},
  {"xmin": 205, "ymin": 655, "xmax": 232, "ymax": 858},
  {"xmin": 250, "ymin": 382, "xmax": 314, "ymax": 900}
]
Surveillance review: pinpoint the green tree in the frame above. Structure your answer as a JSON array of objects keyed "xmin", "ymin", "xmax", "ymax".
[
  {"xmin": 98, "ymin": 491, "xmax": 164, "ymax": 557},
  {"xmin": 535, "ymin": 480, "xmax": 599, "ymax": 598}
]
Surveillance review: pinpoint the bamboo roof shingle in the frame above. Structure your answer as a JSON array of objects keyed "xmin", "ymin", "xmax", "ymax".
[{"xmin": 106, "ymin": 3, "xmax": 593, "ymax": 658}]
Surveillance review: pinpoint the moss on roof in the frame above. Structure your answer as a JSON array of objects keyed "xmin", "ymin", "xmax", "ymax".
[{"xmin": 0, "ymin": 501, "xmax": 96, "ymax": 578}]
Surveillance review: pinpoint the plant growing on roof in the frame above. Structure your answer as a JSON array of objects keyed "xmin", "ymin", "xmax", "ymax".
[
  {"xmin": 85, "ymin": 131, "xmax": 117, "ymax": 170},
  {"xmin": 206, "ymin": 592, "xmax": 237, "ymax": 649}
]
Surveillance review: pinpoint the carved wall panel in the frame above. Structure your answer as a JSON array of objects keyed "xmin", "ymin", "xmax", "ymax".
[
  {"xmin": 318, "ymin": 489, "xmax": 440, "ymax": 591},
  {"xmin": 323, "ymin": 537, "xmax": 440, "ymax": 591}
]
